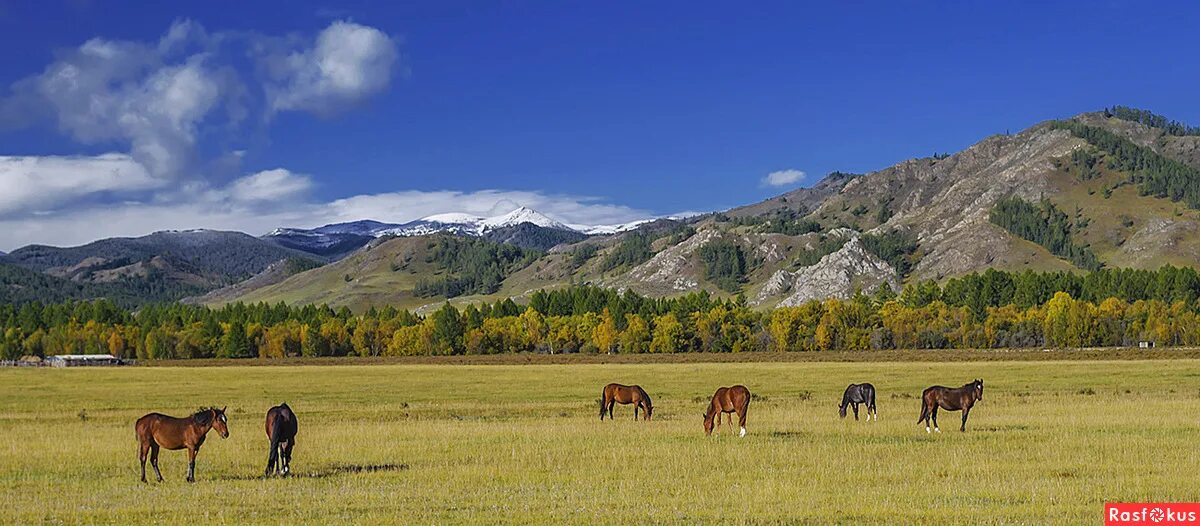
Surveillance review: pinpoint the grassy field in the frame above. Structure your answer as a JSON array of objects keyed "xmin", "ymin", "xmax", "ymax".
[{"xmin": 2, "ymin": 359, "xmax": 1198, "ymax": 524}]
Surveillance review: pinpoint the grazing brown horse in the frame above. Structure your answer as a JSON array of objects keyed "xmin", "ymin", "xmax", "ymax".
[
  {"xmin": 600, "ymin": 383, "xmax": 653, "ymax": 421},
  {"xmin": 703, "ymin": 385, "xmax": 751, "ymax": 437},
  {"xmin": 136, "ymin": 407, "xmax": 229, "ymax": 482},
  {"xmin": 264, "ymin": 403, "xmax": 298, "ymax": 477},
  {"xmin": 918, "ymin": 379, "xmax": 983, "ymax": 433}
]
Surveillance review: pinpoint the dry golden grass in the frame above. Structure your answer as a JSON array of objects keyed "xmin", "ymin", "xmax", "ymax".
[{"xmin": 2, "ymin": 359, "xmax": 1198, "ymax": 524}]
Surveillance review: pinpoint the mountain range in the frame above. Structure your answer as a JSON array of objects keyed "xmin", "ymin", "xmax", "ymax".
[
  {"xmin": 262, "ymin": 206, "xmax": 640, "ymax": 258},
  {"xmin": 6, "ymin": 106, "xmax": 1200, "ymax": 312}
]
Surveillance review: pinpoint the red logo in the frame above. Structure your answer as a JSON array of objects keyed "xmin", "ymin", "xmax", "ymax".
[{"xmin": 1107, "ymin": 503, "xmax": 1200, "ymax": 525}]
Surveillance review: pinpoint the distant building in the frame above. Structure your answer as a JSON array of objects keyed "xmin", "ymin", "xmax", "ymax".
[
  {"xmin": 1138, "ymin": 341, "xmax": 1155, "ymax": 349},
  {"xmin": 45, "ymin": 354, "xmax": 125, "ymax": 367}
]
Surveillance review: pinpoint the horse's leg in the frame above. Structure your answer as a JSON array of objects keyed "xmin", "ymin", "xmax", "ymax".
[
  {"xmin": 282, "ymin": 440, "xmax": 293, "ymax": 475},
  {"xmin": 960, "ymin": 407, "xmax": 970, "ymax": 432},
  {"xmin": 150, "ymin": 442, "xmax": 163, "ymax": 482},
  {"xmin": 138, "ymin": 440, "xmax": 150, "ymax": 483},
  {"xmin": 186, "ymin": 447, "xmax": 197, "ymax": 483},
  {"xmin": 737, "ymin": 407, "xmax": 747, "ymax": 438},
  {"xmin": 634, "ymin": 403, "xmax": 639, "ymax": 421},
  {"xmin": 931, "ymin": 406, "xmax": 941, "ymax": 433},
  {"xmin": 608, "ymin": 400, "xmax": 615, "ymax": 420},
  {"xmin": 852, "ymin": 402, "xmax": 860, "ymax": 421},
  {"xmin": 266, "ymin": 439, "xmax": 279, "ymax": 477}
]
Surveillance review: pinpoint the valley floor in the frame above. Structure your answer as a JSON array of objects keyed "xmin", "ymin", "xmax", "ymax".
[{"xmin": 1, "ymin": 360, "xmax": 1197, "ymax": 524}]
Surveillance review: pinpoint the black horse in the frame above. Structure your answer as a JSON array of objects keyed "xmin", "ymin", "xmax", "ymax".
[
  {"xmin": 918, "ymin": 379, "xmax": 983, "ymax": 433},
  {"xmin": 264, "ymin": 403, "xmax": 298, "ymax": 476},
  {"xmin": 839, "ymin": 383, "xmax": 877, "ymax": 421}
]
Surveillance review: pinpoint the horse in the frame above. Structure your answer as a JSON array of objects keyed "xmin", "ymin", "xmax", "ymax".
[
  {"xmin": 599, "ymin": 383, "xmax": 653, "ymax": 421},
  {"xmin": 136, "ymin": 407, "xmax": 229, "ymax": 483},
  {"xmin": 703, "ymin": 385, "xmax": 751, "ymax": 437},
  {"xmin": 264, "ymin": 403, "xmax": 298, "ymax": 477},
  {"xmin": 917, "ymin": 379, "xmax": 983, "ymax": 433},
  {"xmin": 839, "ymin": 383, "xmax": 877, "ymax": 421}
]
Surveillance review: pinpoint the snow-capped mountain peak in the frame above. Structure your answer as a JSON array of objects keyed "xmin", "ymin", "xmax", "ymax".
[{"xmin": 479, "ymin": 206, "xmax": 570, "ymax": 231}]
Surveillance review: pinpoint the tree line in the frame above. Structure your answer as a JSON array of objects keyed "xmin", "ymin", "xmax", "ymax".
[
  {"xmin": 1052, "ymin": 120, "xmax": 1200, "ymax": 210},
  {"xmin": 1105, "ymin": 106, "xmax": 1200, "ymax": 137},
  {"xmin": 989, "ymin": 196, "xmax": 1101, "ymax": 271},
  {"xmin": 9, "ymin": 266, "xmax": 1200, "ymax": 360}
]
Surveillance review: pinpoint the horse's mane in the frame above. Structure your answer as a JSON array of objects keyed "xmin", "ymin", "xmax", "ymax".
[{"xmin": 193, "ymin": 407, "xmax": 216, "ymax": 425}]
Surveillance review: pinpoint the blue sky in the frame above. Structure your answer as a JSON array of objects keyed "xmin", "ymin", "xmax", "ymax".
[{"xmin": 1, "ymin": 1, "xmax": 1198, "ymax": 249}]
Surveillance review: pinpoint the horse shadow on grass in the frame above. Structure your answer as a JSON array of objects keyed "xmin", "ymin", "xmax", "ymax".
[{"xmin": 217, "ymin": 463, "xmax": 409, "ymax": 481}]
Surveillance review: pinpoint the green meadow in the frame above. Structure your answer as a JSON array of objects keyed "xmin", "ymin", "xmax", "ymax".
[{"xmin": 1, "ymin": 358, "xmax": 1198, "ymax": 524}]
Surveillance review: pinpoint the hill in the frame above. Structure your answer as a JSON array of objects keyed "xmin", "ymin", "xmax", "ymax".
[
  {"xmin": 221, "ymin": 235, "xmax": 540, "ymax": 311},
  {"xmin": 1, "ymin": 230, "xmax": 322, "ymax": 305}
]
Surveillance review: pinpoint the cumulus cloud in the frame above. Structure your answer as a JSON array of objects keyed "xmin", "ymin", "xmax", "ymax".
[
  {"xmin": 2, "ymin": 18, "xmax": 398, "ymax": 184},
  {"xmin": 14, "ymin": 34, "xmax": 226, "ymax": 179},
  {"xmin": 762, "ymin": 168, "xmax": 806, "ymax": 187},
  {"xmin": 227, "ymin": 168, "xmax": 313, "ymax": 202},
  {"xmin": 0, "ymin": 154, "xmax": 161, "ymax": 215},
  {"xmin": 262, "ymin": 21, "xmax": 400, "ymax": 115}
]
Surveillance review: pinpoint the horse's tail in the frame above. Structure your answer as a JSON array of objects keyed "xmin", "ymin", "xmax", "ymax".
[
  {"xmin": 265, "ymin": 413, "xmax": 283, "ymax": 476},
  {"xmin": 917, "ymin": 396, "xmax": 929, "ymax": 424},
  {"xmin": 869, "ymin": 385, "xmax": 877, "ymax": 411},
  {"xmin": 598, "ymin": 389, "xmax": 607, "ymax": 420}
]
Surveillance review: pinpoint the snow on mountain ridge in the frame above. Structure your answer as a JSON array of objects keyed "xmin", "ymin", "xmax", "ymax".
[{"xmin": 264, "ymin": 206, "xmax": 661, "ymax": 255}]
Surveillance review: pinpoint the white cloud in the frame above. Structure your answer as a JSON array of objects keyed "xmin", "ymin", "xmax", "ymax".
[
  {"xmin": 0, "ymin": 154, "xmax": 161, "ymax": 215},
  {"xmin": 264, "ymin": 21, "xmax": 400, "ymax": 115},
  {"xmin": 228, "ymin": 168, "xmax": 313, "ymax": 202},
  {"xmin": 20, "ymin": 36, "xmax": 224, "ymax": 179},
  {"xmin": 3, "ymin": 18, "xmax": 399, "ymax": 185},
  {"xmin": 762, "ymin": 169, "xmax": 806, "ymax": 187}
]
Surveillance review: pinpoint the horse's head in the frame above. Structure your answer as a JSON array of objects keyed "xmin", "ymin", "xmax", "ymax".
[
  {"xmin": 212, "ymin": 407, "xmax": 229, "ymax": 438},
  {"xmin": 974, "ymin": 379, "xmax": 984, "ymax": 400},
  {"xmin": 703, "ymin": 412, "xmax": 714, "ymax": 435},
  {"xmin": 838, "ymin": 404, "xmax": 847, "ymax": 419}
]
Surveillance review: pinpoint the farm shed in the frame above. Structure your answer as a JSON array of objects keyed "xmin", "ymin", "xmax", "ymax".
[{"xmin": 46, "ymin": 354, "xmax": 125, "ymax": 367}]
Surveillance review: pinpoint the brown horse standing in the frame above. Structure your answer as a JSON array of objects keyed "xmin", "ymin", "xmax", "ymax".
[
  {"xmin": 918, "ymin": 379, "xmax": 983, "ymax": 433},
  {"xmin": 136, "ymin": 407, "xmax": 229, "ymax": 482},
  {"xmin": 703, "ymin": 385, "xmax": 751, "ymax": 437},
  {"xmin": 600, "ymin": 383, "xmax": 653, "ymax": 421},
  {"xmin": 264, "ymin": 403, "xmax": 298, "ymax": 477}
]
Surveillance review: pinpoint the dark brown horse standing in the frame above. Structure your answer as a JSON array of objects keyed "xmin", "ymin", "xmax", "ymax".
[
  {"xmin": 703, "ymin": 385, "xmax": 751, "ymax": 437},
  {"xmin": 264, "ymin": 403, "xmax": 298, "ymax": 477},
  {"xmin": 918, "ymin": 379, "xmax": 983, "ymax": 433},
  {"xmin": 136, "ymin": 407, "xmax": 229, "ymax": 482},
  {"xmin": 600, "ymin": 383, "xmax": 653, "ymax": 421}
]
